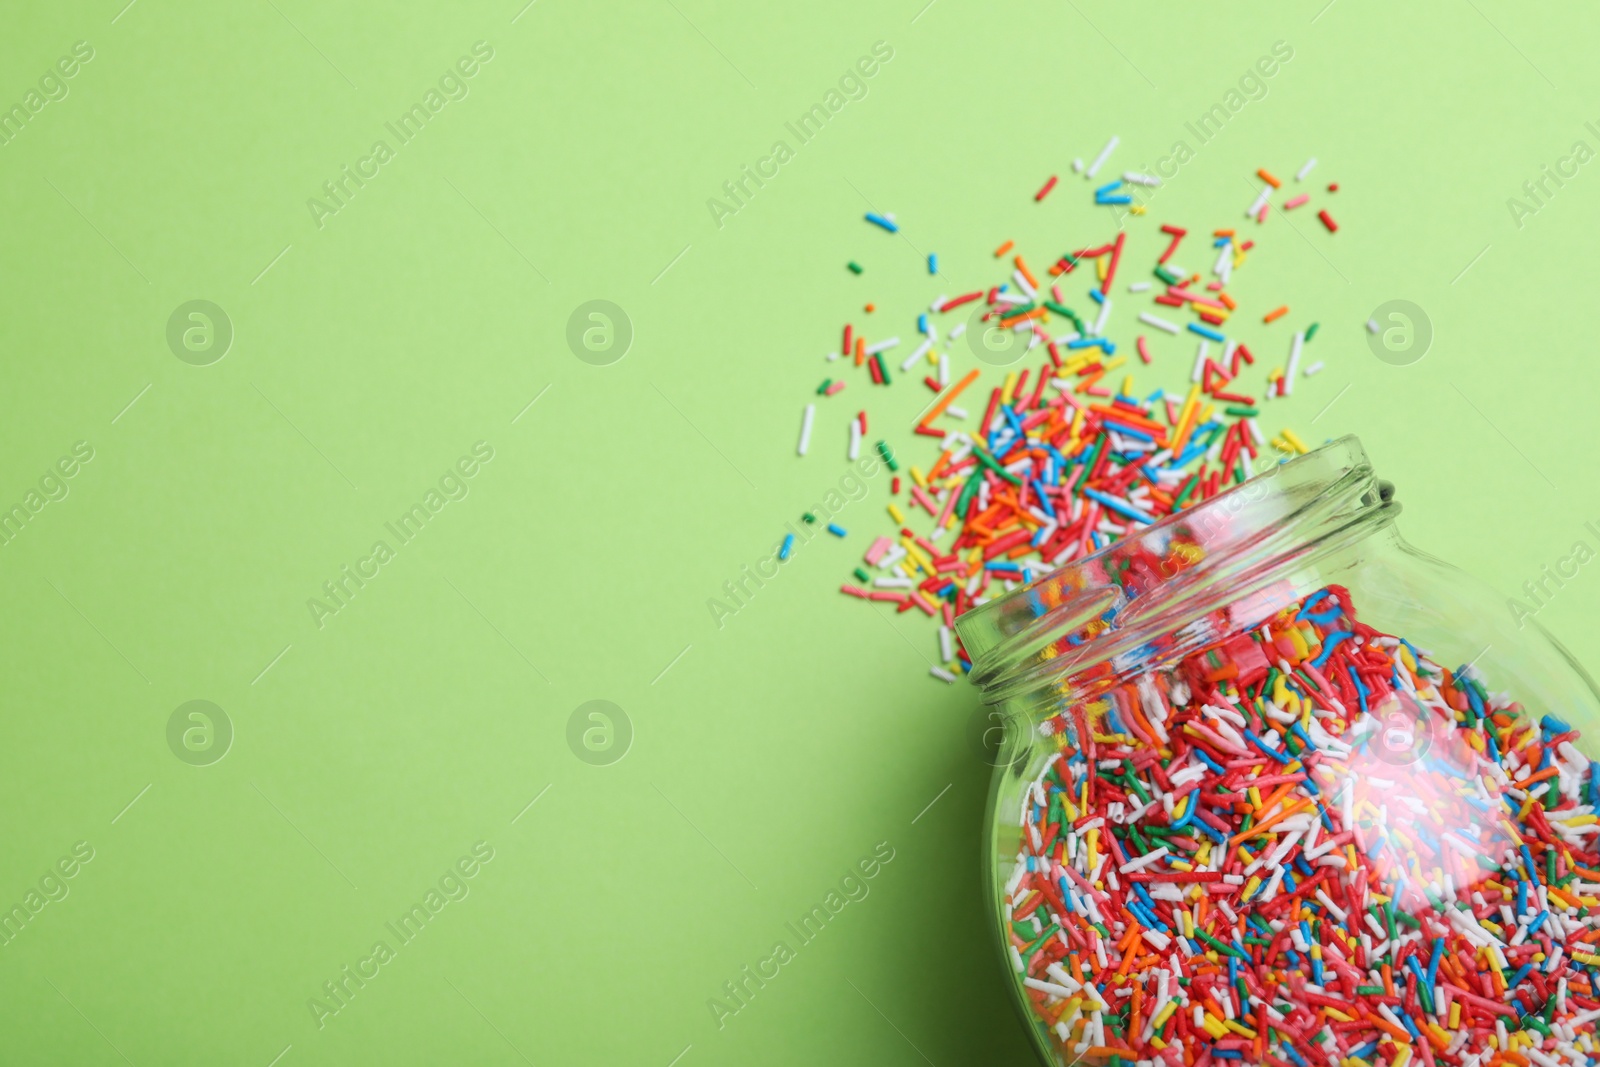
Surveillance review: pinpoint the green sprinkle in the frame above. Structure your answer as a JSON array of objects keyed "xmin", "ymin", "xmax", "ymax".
[
  {"xmin": 853, "ymin": 568, "xmax": 870, "ymax": 584},
  {"xmin": 1195, "ymin": 930, "xmax": 1247, "ymax": 959},
  {"xmin": 972, "ymin": 445, "xmax": 1022, "ymax": 485},
  {"xmin": 847, "ymin": 261, "xmax": 863, "ymax": 274},
  {"xmin": 817, "ymin": 379, "xmax": 833, "ymax": 395},
  {"xmin": 1225, "ymin": 405, "xmax": 1259, "ymax": 417},
  {"xmin": 1305, "ymin": 321, "xmax": 1320, "ymax": 341},
  {"xmin": 1154, "ymin": 265, "xmax": 1182, "ymax": 286},
  {"xmin": 876, "ymin": 440, "xmax": 899, "ymax": 471},
  {"xmin": 803, "ymin": 513, "xmax": 817, "ymax": 523}
]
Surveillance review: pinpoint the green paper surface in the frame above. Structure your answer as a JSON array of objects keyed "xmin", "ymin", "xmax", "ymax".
[{"xmin": 1, "ymin": 2, "xmax": 1597, "ymax": 1064}]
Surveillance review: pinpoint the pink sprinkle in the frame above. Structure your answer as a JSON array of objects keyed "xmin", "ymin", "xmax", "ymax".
[
  {"xmin": 865, "ymin": 536, "xmax": 893, "ymax": 565},
  {"xmin": 1284, "ymin": 193, "xmax": 1310, "ymax": 210}
]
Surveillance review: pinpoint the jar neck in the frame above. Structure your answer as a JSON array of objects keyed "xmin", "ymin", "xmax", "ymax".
[{"xmin": 954, "ymin": 435, "xmax": 1396, "ymax": 711}]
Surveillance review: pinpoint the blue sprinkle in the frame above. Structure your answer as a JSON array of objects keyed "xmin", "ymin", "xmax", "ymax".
[
  {"xmin": 926, "ymin": 254, "xmax": 937, "ymax": 274},
  {"xmin": 827, "ymin": 523, "xmax": 847, "ymax": 537},
  {"xmin": 865, "ymin": 212, "xmax": 898, "ymax": 233},
  {"xmin": 1187, "ymin": 323, "xmax": 1226, "ymax": 343},
  {"xmin": 1310, "ymin": 631, "xmax": 1353, "ymax": 669},
  {"xmin": 1244, "ymin": 729, "xmax": 1291, "ymax": 764},
  {"xmin": 779, "ymin": 533, "xmax": 795, "ymax": 560}
]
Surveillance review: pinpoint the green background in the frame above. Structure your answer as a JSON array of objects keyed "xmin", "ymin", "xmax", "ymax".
[{"xmin": 2, "ymin": 1, "xmax": 1598, "ymax": 1063}]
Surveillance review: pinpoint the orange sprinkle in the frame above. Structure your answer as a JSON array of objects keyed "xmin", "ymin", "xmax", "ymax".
[
  {"xmin": 864, "ymin": 303, "xmax": 875, "ymax": 313},
  {"xmin": 917, "ymin": 368, "xmax": 979, "ymax": 428},
  {"xmin": 1213, "ymin": 229, "xmax": 1236, "ymax": 237},
  {"xmin": 994, "ymin": 239, "xmax": 1014, "ymax": 258},
  {"xmin": 1257, "ymin": 168, "xmax": 1281, "ymax": 188},
  {"xmin": 1218, "ymin": 292, "xmax": 1237, "ymax": 310},
  {"xmin": 1015, "ymin": 255, "xmax": 1040, "ymax": 289},
  {"xmin": 1264, "ymin": 305, "xmax": 1289, "ymax": 323}
]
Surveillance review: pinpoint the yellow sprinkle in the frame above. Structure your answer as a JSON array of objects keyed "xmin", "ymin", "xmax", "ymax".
[
  {"xmin": 1282, "ymin": 428, "xmax": 1309, "ymax": 454},
  {"xmin": 1001, "ymin": 371, "xmax": 1018, "ymax": 405},
  {"xmin": 1225, "ymin": 1020, "xmax": 1258, "ymax": 1039},
  {"xmin": 888, "ymin": 503, "xmax": 906, "ymax": 524},
  {"xmin": 909, "ymin": 465, "xmax": 927, "ymax": 488},
  {"xmin": 1130, "ymin": 204, "xmax": 1147, "ymax": 216},
  {"xmin": 1448, "ymin": 1001, "xmax": 1460, "ymax": 1029},
  {"xmin": 1200, "ymin": 1014, "xmax": 1228, "ymax": 1040},
  {"xmin": 1096, "ymin": 255, "xmax": 1109, "ymax": 282},
  {"xmin": 1324, "ymin": 1006, "xmax": 1353, "ymax": 1023}
]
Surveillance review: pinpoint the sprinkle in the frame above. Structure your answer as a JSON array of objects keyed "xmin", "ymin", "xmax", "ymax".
[
  {"xmin": 1035, "ymin": 175, "xmax": 1059, "ymax": 201},
  {"xmin": 1139, "ymin": 312, "xmax": 1180, "ymax": 335},
  {"xmin": 848, "ymin": 261, "xmax": 863, "ymax": 274},
  {"xmin": 1264, "ymin": 305, "xmax": 1289, "ymax": 323},
  {"xmin": 1317, "ymin": 209, "xmax": 1338, "ymax": 233},
  {"xmin": 778, "ymin": 533, "xmax": 795, "ymax": 560},
  {"xmin": 1295, "ymin": 157, "xmax": 1318, "ymax": 181},
  {"xmin": 1085, "ymin": 135, "xmax": 1119, "ymax": 179},
  {"xmin": 1256, "ymin": 167, "xmax": 1282, "ymax": 188},
  {"xmin": 1283, "ymin": 331, "xmax": 1304, "ymax": 396},
  {"xmin": 928, "ymin": 253, "xmax": 937, "ymax": 274},
  {"xmin": 865, "ymin": 212, "xmax": 898, "ymax": 233},
  {"xmin": 826, "ymin": 522, "xmax": 847, "ymax": 537},
  {"xmin": 797, "ymin": 404, "xmax": 815, "ymax": 455},
  {"xmin": 1283, "ymin": 193, "xmax": 1310, "ymax": 210}
]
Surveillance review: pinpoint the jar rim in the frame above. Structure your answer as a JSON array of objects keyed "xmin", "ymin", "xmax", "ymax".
[{"xmin": 954, "ymin": 433, "xmax": 1388, "ymax": 704}]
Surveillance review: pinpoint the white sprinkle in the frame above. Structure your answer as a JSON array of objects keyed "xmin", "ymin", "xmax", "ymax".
[
  {"xmin": 1122, "ymin": 171, "xmax": 1161, "ymax": 187},
  {"xmin": 848, "ymin": 416, "xmax": 861, "ymax": 460},
  {"xmin": 1086, "ymin": 136, "xmax": 1119, "ymax": 179},
  {"xmin": 1304, "ymin": 360, "xmax": 1324, "ymax": 377},
  {"xmin": 949, "ymin": 322, "xmax": 967, "ymax": 340},
  {"xmin": 1071, "ymin": 158, "xmax": 1084, "ymax": 174},
  {"xmin": 1366, "ymin": 318, "xmax": 1380, "ymax": 334},
  {"xmin": 1120, "ymin": 846, "xmax": 1170, "ymax": 873},
  {"xmin": 938, "ymin": 625, "xmax": 953, "ymax": 663},
  {"xmin": 930, "ymin": 666, "xmax": 957, "ymax": 684},
  {"xmin": 1248, "ymin": 185, "xmax": 1272, "ymax": 217},
  {"xmin": 901, "ymin": 338, "xmax": 933, "ymax": 372},
  {"xmin": 946, "ymin": 404, "xmax": 967, "ymax": 420},
  {"xmin": 826, "ymin": 351, "xmax": 840, "ymax": 361},
  {"xmin": 1127, "ymin": 281, "xmax": 1151, "ymax": 293},
  {"xmin": 1190, "ymin": 340, "xmax": 1209, "ymax": 384},
  {"xmin": 1091, "ymin": 297, "xmax": 1111, "ymax": 336},
  {"xmin": 1296, "ymin": 157, "xmax": 1318, "ymax": 181},
  {"xmin": 1284, "ymin": 332, "xmax": 1304, "ymax": 396},
  {"xmin": 865, "ymin": 336, "xmax": 900, "ymax": 355},
  {"xmin": 937, "ymin": 351, "xmax": 949, "ymax": 386},
  {"xmin": 797, "ymin": 404, "xmax": 815, "ymax": 455},
  {"xmin": 1139, "ymin": 311, "xmax": 1180, "ymax": 335}
]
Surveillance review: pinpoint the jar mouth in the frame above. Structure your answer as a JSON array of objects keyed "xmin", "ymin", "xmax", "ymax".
[{"xmin": 954, "ymin": 434, "xmax": 1393, "ymax": 707}]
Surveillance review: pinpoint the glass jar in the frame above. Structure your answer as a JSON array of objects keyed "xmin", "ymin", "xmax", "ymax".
[{"xmin": 954, "ymin": 435, "xmax": 1600, "ymax": 1067}]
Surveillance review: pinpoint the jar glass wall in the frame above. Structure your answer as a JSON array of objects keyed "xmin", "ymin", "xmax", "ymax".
[{"xmin": 956, "ymin": 436, "xmax": 1600, "ymax": 1067}]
